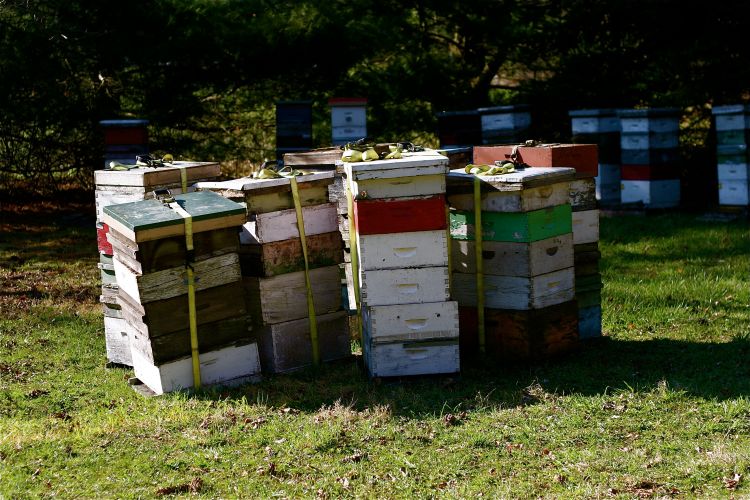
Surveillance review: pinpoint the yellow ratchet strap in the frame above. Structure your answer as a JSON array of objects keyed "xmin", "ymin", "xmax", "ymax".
[
  {"xmin": 345, "ymin": 175, "xmax": 363, "ymax": 339},
  {"xmin": 290, "ymin": 177, "xmax": 320, "ymax": 365},
  {"xmin": 169, "ymin": 198, "xmax": 201, "ymax": 388},
  {"xmin": 473, "ymin": 176, "xmax": 485, "ymax": 355}
]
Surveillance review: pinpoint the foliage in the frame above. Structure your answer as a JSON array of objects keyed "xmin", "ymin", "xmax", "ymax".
[{"xmin": 1, "ymin": 0, "xmax": 750, "ymax": 186}]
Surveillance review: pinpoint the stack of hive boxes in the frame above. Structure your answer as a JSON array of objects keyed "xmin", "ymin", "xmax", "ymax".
[
  {"xmin": 195, "ymin": 173, "xmax": 350, "ymax": 373},
  {"xmin": 343, "ymin": 153, "xmax": 459, "ymax": 378},
  {"xmin": 478, "ymin": 104, "xmax": 531, "ymax": 145},
  {"xmin": 618, "ymin": 108, "xmax": 681, "ymax": 208},
  {"xmin": 99, "ymin": 119, "xmax": 149, "ymax": 168},
  {"xmin": 93, "ymin": 162, "xmax": 221, "ymax": 367},
  {"xmin": 712, "ymin": 105, "xmax": 750, "ymax": 208},
  {"xmin": 101, "ymin": 191, "xmax": 260, "ymax": 394},
  {"xmin": 472, "ymin": 144, "xmax": 603, "ymax": 341},
  {"xmin": 448, "ymin": 165, "xmax": 578, "ymax": 360},
  {"xmin": 569, "ymin": 109, "xmax": 621, "ymax": 205}
]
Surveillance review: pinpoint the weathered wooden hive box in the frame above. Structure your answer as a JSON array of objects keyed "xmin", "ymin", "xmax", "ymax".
[
  {"xmin": 344, "ymin": 153, "xmax": 460, "ymax": 378},
  {"xmin": 93, "ymin": 161, "xmax": 222, "ymax": 367},
  {"xmin": 712, "ymin": 105, "xmax": 750, "ymax": 207},
  {"xmin": 471, "ymin": 144, "xmax": 603, "ymax": 340},
  {"xmin": 448, "ymin": 166, "xmax": 580, "ymax": 360},
  {"xmin": 102, "ymin": 190, "xmax": 260, "ymax": 394},
  {"xmin": 195, "ymin": 172, "xmax": 349, "ymax": 374}
]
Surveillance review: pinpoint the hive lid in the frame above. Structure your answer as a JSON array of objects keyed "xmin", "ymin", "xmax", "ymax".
[
  {"xmin": 102, "ymin": 190, "xmax": 245, "ymax": 243},
  {"xmin": 712, "ymin": 104, "xmax": 750, "ymax": 115},
  {"xmin": 94, "ymin": 161, "xmax": 221, "ymax": 188},
  {"xmin": 617, "ymin": 108, "xmax": 681, "ymax": 118},
  {"xmin": 568, "ymin": 108, "xmax": 618, "ymax": 117},
  {"xmin": 447, "ymin": 166, "xmax": 576, "ymax": 192},
  {"xmin": 195, "ymin": 171, "xmax": 334, "ymax": 195}
]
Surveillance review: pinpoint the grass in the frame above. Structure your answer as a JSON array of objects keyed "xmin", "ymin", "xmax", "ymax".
[{"xmin": 1, "ymin": 194, "xmax": 749, "ymax": 498}]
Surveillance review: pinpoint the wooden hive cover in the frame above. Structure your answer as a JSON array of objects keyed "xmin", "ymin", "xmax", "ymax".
[
  {"xmin": 102, "ymin": 190, "xmax": 245, "ymax": 243},
  {"xmin": 341, "ymin": 152, "xmax": 449, "ymax": 181},
  {"xmin": 447, "ymin": 166, "xmax": 576, "ymax": 193},
  {"xmin": 94, "ymin": 161, "xmax": 220, "ymax": 188},
  {"xmin": 195, "ymin": 171, "xmax": 334, "ymax": 196}
]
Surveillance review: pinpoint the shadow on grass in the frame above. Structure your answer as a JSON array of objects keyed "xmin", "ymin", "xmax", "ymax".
[{"xmin": 185, "ymin": 335, "xmax": 750, "ymax": 418}]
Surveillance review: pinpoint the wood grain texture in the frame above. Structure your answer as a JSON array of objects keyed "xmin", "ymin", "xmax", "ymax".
[
  {"xmin": 357, "ymin": 230, "xmax": 448, "ymax": 271},
  {"xmin": 360, "ymin": 267, "xmax": 450, "ymax": 306},
  {"xmin": 240, "ymin": 203, "xmax": 337, "ymax": 244},
  {"xmin": 572, "ymin": 209, "xmax": 600, "ymax": 245},
  {"xmin": 131, "ymin": 340, "xmax": 260, "ymax": 395},
  {"xmin": 450, "ymin": 204, "xmax": 572, "ymax": 243},
  {"xmin": 114, "ymin": 253, "xmax": 241, "ymax": 304},
  {"xmin": 473, "ymin": 145, "xmax": 598, "ymax": 178},
  {"xmin": 349, "ymin": 174, "xmax": 446, "ymax": 199},
  {"xmin": 128, "ymin": 314, "xmax": 252, "ymax": 365},
  {"xmin": 353, "ymin": 196, "xmax": 447, "ymax": 235},
  {"xmin": 448, "ymin": 182, "xmax": 570, "ymax": 213},
  {"xmin": 239, "ymin": 231, "xmax": 342, "ymax": 277},
  {"xmin": 451, "ymin": 233, "xmax": 574, "ymax": 277},
  {"xmin": 243, "ymin": 265, "xmax": 342, "ymax": 325},
  {"xmin": 362, "ymin": 301, "xmax": 459, "ymax": 344},
  {"xmin": 94, "ymin": 161, "xmax": 220, "ymax": 188},
  {"xmin": 255, "ymin": 311, "xmax": 350, "ymax": 373},
  {"xmin": 107, "ymin": 226, "xmax": 240, "ymax": 274},
  {"xmin": 343, "ymin": 153, "xmax": 448, "ymax": 180},
  {"xmin": 458, "ymin": 301, "xmax": 579, "ymax": 361},
  {"xmin": 119, "ymin": 281, "xmax": 247, "ymax": 337},
  {"xmin": 362, "ymin": 337, "xmax": 459, "ymax": 378},
  {"xmin": 104, "ymin": 316, "xmax": 132, "ymax": 366},
  {"xmin": 451, "ymin": 267, "xmax": 575, "ymax": 310}
]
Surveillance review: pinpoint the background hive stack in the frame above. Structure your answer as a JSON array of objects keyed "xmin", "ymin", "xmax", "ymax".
[
  {"xmin": 93, "ymin": 161, "xmax": 221, "ymax": 367},
  {"xmin": 101, "ymin": 191, "xmax": 260, "ymax": 395},
  {"xmin": 344, "ymin": 153, "xmax": 459, "ymax": 378},
  {"xmin": 448, "ymin": 166, "xmax": 578, "ymax": 360},
  {"xmin": 195, "ymin": 173, "xmax": 350, "ymax": 374},
  {"xmin": 478, "ymin": 104, "xmax": 531, "ymax": 145},
  {"xmin": 618, "ymin": 108, "xmax": 681, "ymax": 208},
  {"xmin": 569, "ymin": 109, "xmax": 621, "ymax": 206},
  {"xmin": 473, "ymin": 144, "xmax": 603, "ymax": 340},
  {"xmin": 712, "ymin": 105, "xmax": 750, "ymax": 208}
]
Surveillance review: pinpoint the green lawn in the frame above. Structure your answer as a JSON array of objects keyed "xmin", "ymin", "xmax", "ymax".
[{"xmin": 1, "ymin": 199, "xmax": 749, "ymax": 498}]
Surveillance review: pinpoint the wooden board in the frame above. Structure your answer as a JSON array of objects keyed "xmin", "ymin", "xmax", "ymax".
[
  {"xmin": 451, "ymin": 267, "xmax": 575, "ymax": 310},
  {"xmin": 473, "ymin": 144, "xmax": 598, "ymax": 178},
  {"xmin": 283, "ymin": 147, "xmax": 341, "ymax": 167},
  {"xmin": 128, "ymin": 315, "xmax": 252, "ymax": 365},
  {"xmin": 353, "ymin": 196, "xmax": 447, "ymax": 235},
  {"xmin": 114, "ymin": 252, "xmax": 241, "ymax": 304},
  {"xmin": 357, "ymin": 230, "xmax": 448, "ymax": 271},
  {"xmin": 447, "ymin": 181, "xmax": 570, "ymax": 213},
  {"xmin": 131, "ymin": 340, "xmax": 260, "ymax": 395},
  {"xmin": 618, "ymin": 113, "xmax": 679, "ymax": 133},
  {"xmin": 342, "ymin": 153, "xmax": 449, "ymax": 180},
  {"xmin": 104, "ymin": 316, "xmax": 132, "ymax": 366},
  {"xmin": 362, "ymin": 301, "xmax": 459, "ymax": 344},
  {"xmin": 256, "ymin": 311, "xmax": 350, "ymax": 373},
  {"xmin": 451, "ymin": 233, "xmax": 574, "ymax": 278},
  {"xmin": 243, "ymin": 265, "xmax": 342, "ymax": 325},
  {"xmin": 362, "ymin": 338, "xmax": 460, "ymax": 378},
  {"xmin": 620, "ymin": 180, "xmax": 680, "ymax": 207},
  {"xmin": 239, "ymin": 231, "xmax": 342, "ymax": 277},
  {"xmin": 572, "ymin": 209, "xmax": 599, "ymax": 245},
  {"xmin": 102, "ymin": 301, "xmax": 123, "ymax": 319},
  {"xmin": 718, "ymin": 164, "xmax": 749, "ymax": 182},
  {"xmin": 447, "ymin": 167, "xmax": 576, "ymax": 193},
  {"xmin": 102, "ymin": 191, "xmax": 246, "ymax": 243},
  {"xmin": 458, "ymin": 301, "xmax": 578, "ymax": 361},
  {"xmin": 449, "ymin": 204, "xmax": 572, "ymax": 243},
  {"xmin": 569, "ymin": 178, "xmax": 597, "ymax": 211},
  {"xmin": 97, "ymin": 223, "xmax": 113, "ymax": 254},
  {"xmin": 620, "ymin": 131, "xmax": 679, "ymax": 150},
  {"xmin": 360, "ymin": 267, "xmax": 450, "ymax": 306},
  {"xmin": 99, "ymin": 265, "xmax": 117, "ymax": 286},
  {"xmin": 349, "ymin": 174, "xmax": 446, "ymax": 199},
  {"xmin": 107, "ymin": 226, "xmax": 240, "ymax": 274},
  {"xmin": 119, "ymin": 281, "xmax": 246, "ymax": 337},
  {"xmin": 718, "ymin": 180, "xmax": 750, "ymax": 206},
  {"xmin": 94, "ymin": 161, "xmax": 220, "ymax": 188},
  {"xmin": 240, "ymin": 203, "xmax": 337, "ymax": 245},
  {"xmin": 578, "ymin": 305, "xmax": 602, "ymax": 339}
]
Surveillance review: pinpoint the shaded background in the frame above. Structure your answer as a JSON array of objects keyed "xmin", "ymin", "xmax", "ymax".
[{"xmin": 1, "ymin": 0, "xmax": 749, "ymax": 200}]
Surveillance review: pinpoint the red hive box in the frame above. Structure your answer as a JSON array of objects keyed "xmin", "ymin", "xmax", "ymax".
[{"xmin": 473, "ymin": 144, "xmax": 598, "ymax": 178}]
